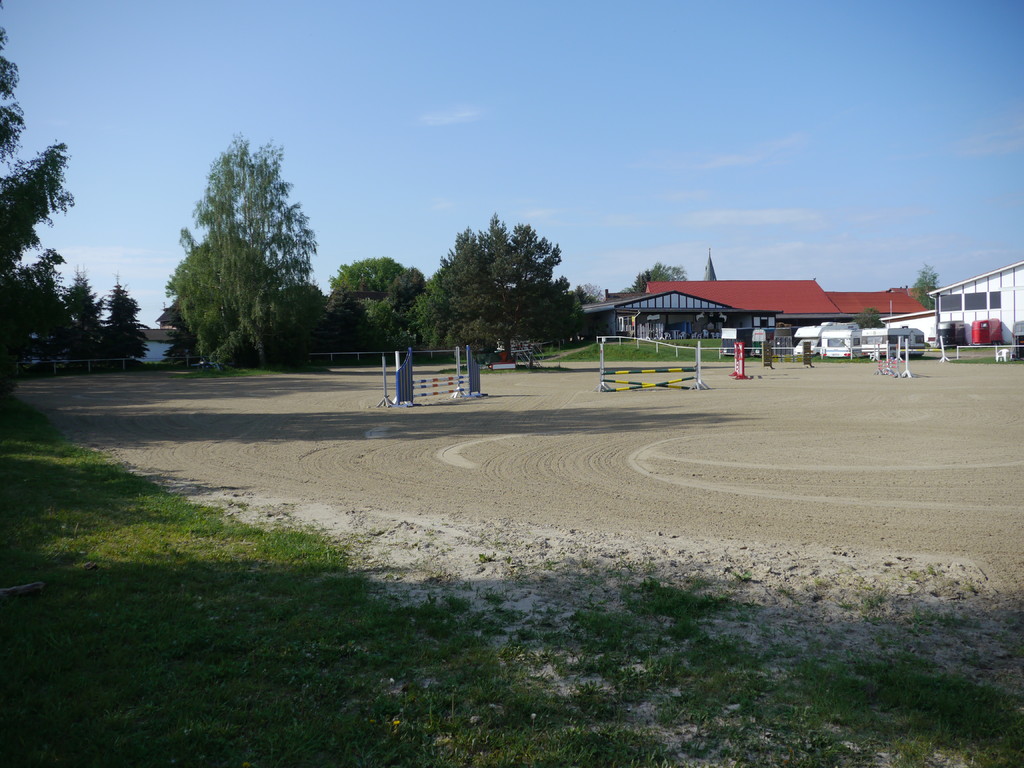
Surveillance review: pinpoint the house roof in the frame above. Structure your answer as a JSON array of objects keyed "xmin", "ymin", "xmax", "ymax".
[
  {"xmin": 582, "ymin": 290, "xmax": 739, "ymax": 314},
  {"xmin": 826, "ymin": 290, "xmax": 926, "ymax": 314},
  {"xmin": 929, "ymin": 258, "xmax": 1024, "ymax": 295},
  {"xmin": 646, "ymin": 280, "xmax": 839, "ymax": 314}
]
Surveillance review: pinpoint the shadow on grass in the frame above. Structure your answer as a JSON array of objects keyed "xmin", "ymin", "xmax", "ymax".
[{"xmin": 2, "ymin": 399, "xmax": 1021, "ymax": 768}]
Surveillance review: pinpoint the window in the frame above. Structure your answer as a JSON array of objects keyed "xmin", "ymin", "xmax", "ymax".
[
  {"xmin": 964, "ymin": 292, "xmax": 987, "ymax": 310},
  {"xmin": 939, "ymin": 294, "xmax": 962, "ymax": 311},
  {"xmin": 990, "ymin": 291, "xmax": 1002, "ymax": 309}
]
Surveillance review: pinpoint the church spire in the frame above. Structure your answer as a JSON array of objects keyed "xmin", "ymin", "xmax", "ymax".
[{"xmin": 703, "ymin": 248, "xmax": 717, "ymax": 281}]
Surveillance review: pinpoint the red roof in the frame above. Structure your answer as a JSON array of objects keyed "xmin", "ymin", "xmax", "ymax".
[
  {"xmin": 825, "ymin": 291, "xmax": 926, "ymax": 314},
  {"xmin": 646, "ymin": 280, "xmax": 839, "ymax": 314}
]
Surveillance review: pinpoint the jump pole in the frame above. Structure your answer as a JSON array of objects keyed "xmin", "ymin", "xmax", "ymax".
[
  {"xmin": 596, "ymin": 340, "xmax": 708, "ymax": 391},
  {"xmin": 899, "ymin": 338, "xmax": 918, "ymax": 378},
  {"xmin": 376, "ymin": 353, "xmax": 392, "ymax": 407}
]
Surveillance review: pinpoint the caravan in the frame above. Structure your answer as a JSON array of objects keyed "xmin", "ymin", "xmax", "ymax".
[
  {"xmin": 793, "ymin": 322, "xmax": 858, "ymax": 357},
  {"xmin": 820, "ymin": 327, "xmax": 863, "ymax": 358},
  {"xmin": 861, "ymin": 327, "xmax": 927, "ymax": 358}
]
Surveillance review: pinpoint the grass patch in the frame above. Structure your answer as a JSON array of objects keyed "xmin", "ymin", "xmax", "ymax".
[
  {"xmin": 2, "ymin": 396, "xmax": 1021, "ymax": 767},
  {"xmin": 558, "ymin": 340, "xmax": 704, "ymax": 363}
]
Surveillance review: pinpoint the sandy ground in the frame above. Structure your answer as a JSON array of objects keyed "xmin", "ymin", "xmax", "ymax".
[{"xmin": 16, "ymin": 354, "xmax": 1024, "ymax": 612}]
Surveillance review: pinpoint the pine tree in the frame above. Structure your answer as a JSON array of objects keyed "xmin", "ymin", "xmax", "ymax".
[
  {"xmin": 101, "ymin": 281, "xmax": 148, "ymax": 360},
  {"xmin": 50, "ymin": 269, "xmax": 103, "ymax": 361},
  {"xmin": 312, "ymin": 287, "xmax": 365, "ymax": 353},
  {"xmin": 160, "ymin": 302, "xmax": 198, "ymax": 360}
]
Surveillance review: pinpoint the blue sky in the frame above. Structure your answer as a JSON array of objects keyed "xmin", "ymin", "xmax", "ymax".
[{"xmin": 5, "ymin": 0, "xmax": 1023, "ymax": 326}]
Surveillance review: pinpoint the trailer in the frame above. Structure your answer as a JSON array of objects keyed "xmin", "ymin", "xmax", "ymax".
[
  {"xmin": 971, "ymin": 319, "xmax": 1003, "ymax": 345},
  {"xmin": 861, "ymin": 327, "xmax": 927, "ymax": 358},
  {"xmin": 793, "ymin": 322, "xmax": 858, "ymax": 357},
  {"xmin": 820, "ymin": 327, "xmax": 863, "ymax": 358},
  {"xmin": 720, "ymin": 327, "xmax": 786, "ymax": 357}
]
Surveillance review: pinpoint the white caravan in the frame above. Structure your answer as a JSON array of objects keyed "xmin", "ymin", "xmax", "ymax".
[
  {"xmin": 820, "ymin": 327, "xmax": 863, "ymax": 358},
  {"xmin": 861, "ymin": 327, "xmax": 927, "ymax": 358},
  {"xmin": 793, "ymin": 322, "xmax": 859, "ymax": 357}
]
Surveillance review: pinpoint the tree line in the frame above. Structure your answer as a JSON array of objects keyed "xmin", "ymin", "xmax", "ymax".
[
  {"xmin": 24, "ymin": 270, "xmax": 149, "ymax": 363},
  {"xmin": 166, "ymin": 137, "xmax": 585, "ymax": 367},
  {"xmin": 1, "ymin": 13, "xmax": 941, "ymax": 393}
]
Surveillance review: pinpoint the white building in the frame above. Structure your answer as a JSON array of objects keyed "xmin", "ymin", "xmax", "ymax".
[
  {"xmin": 930, "ymin": 259, "xmax": 1024, "ymax": 346},
  {"xmin": 882, "ymin": 310, "xmax": 936, "ymax": 345}
]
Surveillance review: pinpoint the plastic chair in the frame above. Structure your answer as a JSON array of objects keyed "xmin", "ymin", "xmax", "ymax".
[{"xmin": 995, "ymin": 348, "xmax": 1009, "ymax": 362}]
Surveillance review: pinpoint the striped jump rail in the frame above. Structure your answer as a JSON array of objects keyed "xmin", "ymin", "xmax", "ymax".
[
  {"xmin": 596, "ymin": 342, "xmax": 709, "ymax": 392},
  {"xmin": 382, "ymin": 346, "xmax": 486, "ymax": 407}
]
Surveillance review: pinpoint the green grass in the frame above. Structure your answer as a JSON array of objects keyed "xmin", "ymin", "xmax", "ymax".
[
  {"xmin": 2, "ymin": 396, "xmax": 1021, "ymax": 767},
  {"xmin": 558, "ymin": 339, "xmax": 704, "ymax": 363}
]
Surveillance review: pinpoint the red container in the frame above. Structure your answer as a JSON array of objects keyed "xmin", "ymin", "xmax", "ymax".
[{"xmin": 971, "ymin": 319, "xmax": 1002, "ymax": 345}]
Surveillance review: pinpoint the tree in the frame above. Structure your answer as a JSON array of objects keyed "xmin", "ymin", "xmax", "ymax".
[
  {"xmin": 624, "ymin": 262, "xmax": 687, "ymax": 293},
  {"xmin": 574, "ymin": 283, "xmax": 604, "ymax": 304},
  {"xmin": 387, "ymin": 266, "xmax": 426, "ymax": 313},
  {"xmin": 160, "ymin": 301, "xmax": 198, "ymax": 360},
  {"xmin": 45, "ymin": 269, "xmax": 104, "ymax": 361},
  {"xmin": 101, "ymin": 281, "xmax": 148, "ymax": 360},
  {"xmin": 911, "ymin": 264, "xmax": 939, "ymax": 310},
  {"xmin": 0, "ymin": 21, "xmax": 74, "ymax": 393},
  {"xmin": 422, "ymin": 215, "xmax": 577, "ymax": 355},
  {"xmin": 170, "ymin": 136, "xmax": 321, "ymax": 367},
  {"xmin": 854, "ymin": 307, "xmax": 883, "ymax": 328},
  {"xmin": 330, "ymin": 257, "xmax": 406, "ymax": 293},
  {"xmin": 311, "ymin": 287, "xmax": 365, "ymax": 353}
]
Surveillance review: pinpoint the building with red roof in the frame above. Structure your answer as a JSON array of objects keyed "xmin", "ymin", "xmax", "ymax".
[{"xmin": 582, "ymin": 280, "xmax": 926, "ymax": 340}]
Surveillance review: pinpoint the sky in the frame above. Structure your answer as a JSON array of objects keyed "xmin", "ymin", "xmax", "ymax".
[{"xmin": 4, "ymin": 0, "xmax": 1023, "ymax": 327}]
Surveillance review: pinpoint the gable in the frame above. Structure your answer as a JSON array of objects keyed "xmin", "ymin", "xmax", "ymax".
[
  {"xmin": 646, "ymin": 280, "xmax": 839, "ymax": 314},
  {"xmin": 826, "ymin": 291, "xmax": 926, "ymax": 314}
]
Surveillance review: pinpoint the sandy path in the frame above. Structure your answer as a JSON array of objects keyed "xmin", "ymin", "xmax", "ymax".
[{"xmin": 16, "ymin": 357, "xmax": 1024, "ymax": 606}]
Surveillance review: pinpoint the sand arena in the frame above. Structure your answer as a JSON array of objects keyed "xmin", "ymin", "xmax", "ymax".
[{"xmin": 16, "ymin": 355, "xmax": 1024, "ymax": 614}]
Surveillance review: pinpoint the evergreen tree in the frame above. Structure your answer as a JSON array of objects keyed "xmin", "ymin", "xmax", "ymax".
[
  {"xmin": 0, "ymin": 22, "xmax": 74, "ymax": 393},
  {"xmin": 387, "ymin": 267, "xmax": 426, "ymax": 313},
  {"xmin": 422, "ymin": 215, "xmax": 578, "ymax": 354},
  {"xmin": 101, "ymin": 281, "xmax": 148, "ymax": 359},
  {"xmin": 574, "ymin": 283, "xmax": 604, "ymax": 304},
  {"xmin": 51, "ymin": 269, "xmax": 104, "ymax": 360},
  {"xmin": 312, "ymin": 287, "xmax": 364, "ymax": 353},
  {"xmin": 160, "ymin": 302, "xmax": 199, "ymax": 360}
]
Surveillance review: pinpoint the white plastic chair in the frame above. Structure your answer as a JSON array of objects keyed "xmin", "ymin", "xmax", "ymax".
[{"xmin": 995, "ymin": 348, "xmax": 1009, "ymax": 362}]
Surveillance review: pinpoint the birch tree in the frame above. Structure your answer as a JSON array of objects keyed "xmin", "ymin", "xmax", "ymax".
[
  {"xmin": 170, "ymin": 137, "xmax": 321, "ymax": 367},
  {"xmin": 0, "ymin": 23, "xmax": 73, "ymax": 393}
]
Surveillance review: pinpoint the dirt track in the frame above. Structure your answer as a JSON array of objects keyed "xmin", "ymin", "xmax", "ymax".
[{"xmin": 16, "ymin": 356, "xmax": 1024, "ymax": 605}]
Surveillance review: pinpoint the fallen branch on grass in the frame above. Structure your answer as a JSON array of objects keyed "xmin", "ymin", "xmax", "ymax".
[{"xmin": 0, "ymin": 582, "xmax": 46, "ymax": 598}]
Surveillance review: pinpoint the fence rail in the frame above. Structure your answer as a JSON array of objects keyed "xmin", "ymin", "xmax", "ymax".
[{"xmin": 17, "ymin": 356, "xmax": 207, "ymax": 374}]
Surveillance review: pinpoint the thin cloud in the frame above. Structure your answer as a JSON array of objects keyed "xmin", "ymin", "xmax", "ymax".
[
  {"xmin": 696, "ymin": 133, "xmax": 808, "ymax": 169},
  {"xmin": 958, "ymin": 115, "xmax": 1024, "ymax": 156},
  {"xmin": 633, "ymin": 133, "xmax": 808, "ymax": 172},
  {"xmin": 56, "ymin": 246, "xmax": 177, "ymax": 280},
  {"xmin": 418, "ymin": 106, "xmax": 483, "ymax": 126},
  {"xmin": 678, "ymin": 208, "xmax": 826, "ymax": 228}
]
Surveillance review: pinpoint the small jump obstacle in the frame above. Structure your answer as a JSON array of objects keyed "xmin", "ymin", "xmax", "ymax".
[
  {"xmin": 762, "ymin": 340, "xmax": 815, "ymax": 369},
  {"xmin": 597, "ymin": 340, "xmax": 709, "ymax": 392},
  {"xmin": 379, "ymin": 346, "xmax": 486, "ymax": 407},
  {"xmin": 873, "ymin": 338, "xmax": 917, "ymax": 379}
]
